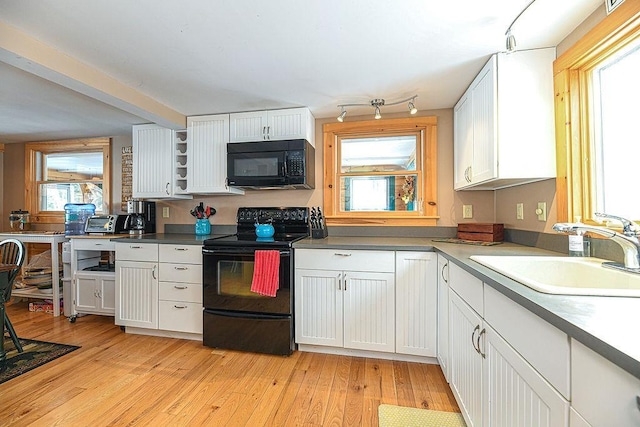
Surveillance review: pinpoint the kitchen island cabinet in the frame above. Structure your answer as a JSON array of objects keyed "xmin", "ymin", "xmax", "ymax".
[
  {"xmin": 71, "ymin": 236, "xmax": 115, "ymax": 319},
  {"xmin": 295, "ymin": 249, "xmax": 395, "ymax": 353}
]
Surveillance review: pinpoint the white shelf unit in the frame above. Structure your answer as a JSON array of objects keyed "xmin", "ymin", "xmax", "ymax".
[{"xmin": 0, "ymin": 232, "xmax": 68, "ymax": 317}]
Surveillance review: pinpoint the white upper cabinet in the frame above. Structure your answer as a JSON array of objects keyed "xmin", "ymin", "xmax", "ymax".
[
  {"xmin": 186, "ymin": 114, "xmax": 244, "ymax": 195},
  {"xmin": 132, "ymin": 124, "xmax": 190, "ymax": 199},
  {"xmin": 229, "ymin": 107, "xmax": 315, "ymax": 145},
  {"xmin": 453, "ymin": 48, "xmax": 556, "ymax": 190}
]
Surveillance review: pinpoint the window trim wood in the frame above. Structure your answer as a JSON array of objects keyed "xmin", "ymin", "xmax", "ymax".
[
  {"xmin": 25, "ymin": 138, "xmax": 111, "ymax": 224},
  {"xmin": 554, "ymin": 1, "xmax": 640, "ymax": 224},
  {"xmin": 323, "ymin": 117, "xmax": 438, "ymax": 227}
]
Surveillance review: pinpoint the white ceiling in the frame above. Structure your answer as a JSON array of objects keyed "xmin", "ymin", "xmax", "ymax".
[{"xmin": 0, "ymin": 0, "xmax": 603, "ymax": 143}]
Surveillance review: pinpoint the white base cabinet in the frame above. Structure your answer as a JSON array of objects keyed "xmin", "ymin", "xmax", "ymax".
[
  {"xmin": 395, "ymin": 251, "xmax": 437, "ymax": 357},
  {"xmin": 447, "ymin": 262, "xmax": 569, "ymax": 427},
  {"xmin": 295, "ymin": 249, "xmax": 395, "ymax": 353},
  {"xmin": 75, "ymin": 273, "xmax": 115, "ymax": 315},
  {"xmin": 437, "ymin": 254, "xmax": 450, "ymax": 381}
]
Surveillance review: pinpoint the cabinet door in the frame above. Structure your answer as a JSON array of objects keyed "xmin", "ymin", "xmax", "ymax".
[
  {"xmin": 75, "ymin": 275, "xmax": 99, "ymax": 312},
  {"xmin": 483, "ymin": 323, "xmax": 569, "ymax": 427},
  {"xmin": 98, "ymin": 276, "xmax": 116, "ymax": 313},
  {"xmin": 395, "ymin": 252, "xmax": 437, "ymax": 357},
  {"xmin": 453, "ymin": 91, "xmax": 473, "ymax": 190},
  {"xmin": 449, "ymin": 290, "xmax": 483, "ymax": 427},
  {"xmin": 132, "ymin": 124, "xmax": 174, "ymax": 198},
  {"xmin": 295, "ymin": 268, "xmax": 343, "ymax": 347},
  {"xmin": 115, "ymin": 260, "xmax": 158, "ymax": 329},
  {"xmin": 470, "ymin": 57, "xmax": 497, "ymax": 185},
  {"xmin": 187, "ymin": 114, "xmax": 243, "ymax": 194},
  {"xmin": 437, "ymin": 254, "xmax": 450, "ymax": 381},
  {"xmin": 344, "ymin": 271, "xmax": 395, "ymax": 353},
  {"xmin": 229, "ymin": 111, "xmax": 268, "ymax": 142},
  {"xmin": 267, "ymin": 108, "xmax": 311, "ymax": 141}
]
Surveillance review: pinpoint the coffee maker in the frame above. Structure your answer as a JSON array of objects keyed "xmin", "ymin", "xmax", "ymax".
[{"xmin": 123, "ymin": 200, "xmax": 156, "ymax": 234}]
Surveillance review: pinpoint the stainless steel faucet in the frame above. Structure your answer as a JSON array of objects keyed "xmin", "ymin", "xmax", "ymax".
[{"xmin": 552, "ymin": 212, "xmax": 640, "ymax": 272}]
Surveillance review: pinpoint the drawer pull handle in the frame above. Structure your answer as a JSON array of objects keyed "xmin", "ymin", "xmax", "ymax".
[
  {"xmin": 174, "ymin": 267, "xmax": 188, "ymax": 270},
  {"xmin": 477, "ymin": 328, "xmax": 486, "ymax": 359},
  {"xmin": 471, "ymin": 325, "xmax": 480, "ymax": 354},
  {"xmin": 174, "ymin": 248, "xmax": 188, "ymax": 251},
  {"xmin": 174, "ymin": 305, "xmax": 187, "ymax": 309},
  {"xmin": 334, "ymin": 253, "xmax": 352, "ymax": 257},
  {"xmin": 174, "ymin": 286, "xmax": 188, "ymax": 290},
  {"xmin": 130, "ymin": 245, "xmax": 142, "ymax": 249}
]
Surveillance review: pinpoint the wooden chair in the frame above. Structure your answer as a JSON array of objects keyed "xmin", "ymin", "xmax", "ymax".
[{"xmin": 1, "ymin": 239, "xmax": 26, "ymax": 353}]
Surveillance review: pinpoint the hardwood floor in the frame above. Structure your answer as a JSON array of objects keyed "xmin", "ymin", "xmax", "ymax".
[{"xmin": 1, "ymin": 301, "xmax": 459, "ymax": 426}]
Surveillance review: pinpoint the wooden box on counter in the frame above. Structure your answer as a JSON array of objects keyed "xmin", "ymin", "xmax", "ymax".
[{"xmin": 457, "ymin": 223, "xmax": 504, "ymax": 242}]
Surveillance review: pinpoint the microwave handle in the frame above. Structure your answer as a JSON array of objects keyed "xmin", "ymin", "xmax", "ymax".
[{"xmin": 283, "ymin": 153, "xmax": 288, "ymax": 177}]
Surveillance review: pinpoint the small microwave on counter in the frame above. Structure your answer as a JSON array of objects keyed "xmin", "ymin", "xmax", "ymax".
[{"xmin": 226, "ymin": 139, "xmax": 315, "ymax": 189}]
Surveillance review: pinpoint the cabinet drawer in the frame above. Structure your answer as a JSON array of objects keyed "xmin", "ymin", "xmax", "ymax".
[
  {"xmin": 448, "ymin": 262, "xmax": 483, "ymax": 316},
  {"xmin": 159, "ymin": 282, "xmax": 202, "ymax": 303},
  {"xmin": 158, "ymin": 301, "xmax": 203, "ymax": 334},
  {"xmin": 72, "ymin": 238, "xmax": 116, "ymax": 251},
  {"xmin": 295, "ymin": 249, "xmax": 394, "ymax": 273},
  {"xmin": 159, "ymin": 263, "xmax": 202, "ymax": 283},
  {"xmin": 115, "ymin": 243, "xmax": 158, "ymax": 262},
  {"xmin": 572, "ymin": 339, "xmax": 640, "ymax": 427},
  {"xmin": 484, "ymin": 284, "xmax": 570, "ymax": 399},
  {"xmin": 159, "ymin": 244, "xmax": 202, "ymax": 264}
]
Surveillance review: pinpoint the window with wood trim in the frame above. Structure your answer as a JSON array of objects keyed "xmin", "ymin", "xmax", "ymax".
[
  {"xmin": 323, "ymin": 117, "xmax": 438, "ymax": 226},
  {"xmin": 554, "ymin": 1, "xmax": 640, "ymax": 224},
  {"xmin": 25, "ymin": 138, "xmax": 111, "ymax": 224}
]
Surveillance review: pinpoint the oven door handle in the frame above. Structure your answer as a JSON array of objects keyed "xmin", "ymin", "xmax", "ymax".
[{"xmin": 203, "ymin": 248, "xmax": 291, "ymax": 256}]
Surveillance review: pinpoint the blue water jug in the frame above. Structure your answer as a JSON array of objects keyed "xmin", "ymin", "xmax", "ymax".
[{"xmin": 64, "ymin": 203, "xmax": 96, "ymax": 236}]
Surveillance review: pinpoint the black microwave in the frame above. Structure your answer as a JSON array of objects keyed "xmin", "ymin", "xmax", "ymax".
[{"xmin": 227, "ymin": 139, "xmax": 315, "ymax": 189}]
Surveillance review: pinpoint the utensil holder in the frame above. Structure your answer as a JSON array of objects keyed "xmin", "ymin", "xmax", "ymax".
[{"xmin": 195, "ymin": 218, "xmax": 211, "ymax": 235}]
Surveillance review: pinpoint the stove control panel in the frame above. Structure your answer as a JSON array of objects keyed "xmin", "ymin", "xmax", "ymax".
[{"xmin": 237, "ymin": 207, "xmax": 309, "ymax": 225}]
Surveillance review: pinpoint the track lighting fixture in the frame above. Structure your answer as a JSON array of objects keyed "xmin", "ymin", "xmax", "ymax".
[
  {"xmin": 505, "ymin": 0, "xmax": 536, "ymax": 53},
  {"xmin": 336, "ymin": 95, "xmax": 418, "ymax": 122}
]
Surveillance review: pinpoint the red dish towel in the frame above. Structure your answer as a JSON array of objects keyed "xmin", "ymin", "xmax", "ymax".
[{"xmin": 251, "ymin": 250, "xmax": 280, "ymax": 297}]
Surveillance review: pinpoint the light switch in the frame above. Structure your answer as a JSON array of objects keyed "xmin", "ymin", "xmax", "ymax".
[
  {"xmin": 536, "ymin": 202, "xmax": 547, "ymax": 221},
  {"xmin": 516, "ymin": 203, "xmax": 524, "ymax": 220}
]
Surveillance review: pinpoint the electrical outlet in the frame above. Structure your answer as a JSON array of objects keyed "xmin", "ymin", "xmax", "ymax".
[
  {"xmin": 162, "ymin": 207, "xmax": 170, "ymax": 218},
  {"xmin": 516, "ymin": 203, "xmax": 524, "ymax": 220},
  {"xmin": 463, "ymin": 204, "xmax": 473, "ymax": 219},
  {"xmin": 536, "ymin": 202, "xmax": 547, "ymax": 221}
]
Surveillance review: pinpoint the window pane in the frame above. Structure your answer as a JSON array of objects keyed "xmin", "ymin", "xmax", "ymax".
[
  {"xmin": 44, "ymin": 152, "xmax": 103, "ymax": 182},
  {"xmin": 340, "ymin": 136, "xmax": 417, "ymax": 173},
  {"xmin": 39, "ymin": 182, "xmax": 103, "ymax": 211},
  {"xmin": 340, "ymin": 175, "xmax": 418, "ymax": 212},
  {"xmin": 593, "ymin": 43, "xmax": 640, "ymax": 219}
]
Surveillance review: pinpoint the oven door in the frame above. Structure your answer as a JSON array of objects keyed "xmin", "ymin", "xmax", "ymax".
[{"xmin": 202, "ymin": 247, "xmax": 292, "ymax": 315}]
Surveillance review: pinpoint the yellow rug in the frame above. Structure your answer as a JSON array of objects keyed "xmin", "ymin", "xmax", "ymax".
[{"xmin": 378, "ymin": 404, "xmax": 466, "ymax": 427}]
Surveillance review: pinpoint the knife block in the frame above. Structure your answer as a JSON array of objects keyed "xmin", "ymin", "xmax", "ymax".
[{"xmin": 311, "ymin": 227, "xmax": 328, "ymax": 239}]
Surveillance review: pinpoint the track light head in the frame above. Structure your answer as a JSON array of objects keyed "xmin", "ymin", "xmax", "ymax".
[
  {"xmin": 337, "ymin": 109, "xmax": 347, "ymax": 122},
  {"xmin": 506, "ymin": 29, "xmax": 516, "ymax": 53},
  {"xmin": 408, "ymin": 101, "xmax": 417, "ymax": 115},
  {"xmin": 374, "ymin": 106, "xmax": 382, "ymax": 120}
]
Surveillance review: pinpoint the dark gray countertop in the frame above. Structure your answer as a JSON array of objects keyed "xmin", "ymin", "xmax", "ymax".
[{"xmin": 294, "ymin": 236, "xmax": 640, "ymax": 380}]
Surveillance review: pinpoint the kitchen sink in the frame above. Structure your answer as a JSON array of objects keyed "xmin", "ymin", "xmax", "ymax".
[{"xmin": 469, "ymin": 255, "xmax": 640, "ymax": 297}]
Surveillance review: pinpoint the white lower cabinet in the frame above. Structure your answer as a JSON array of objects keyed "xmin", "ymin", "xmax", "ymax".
[
  {"xmin": 437, "ymin": 254, "xmax": 450, "ymax": 380},
  {"xmin": 448, "ymin": 262, "xmax": 569, "ymax": 427},
  {"xmin": 75, "ymin": 273, "xmax": 116, "ymax": 315},
  {"xmin": 295, "ymin": 249, "xmax": 395, "ymax": 353},
  {"xmin": 115, "ymin": 243, "xmax": 203, "ymax": 338},
  {"xmin": 395, "ymin": 251, "xmax": 438, "ymax": 357},
  {"xmin": 158, "ymin": 244, "xmax": 203, "ymax": 334},
  {"xmin": 571, "ymin": 339, "xmax": 640, "ymax": 427}
]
